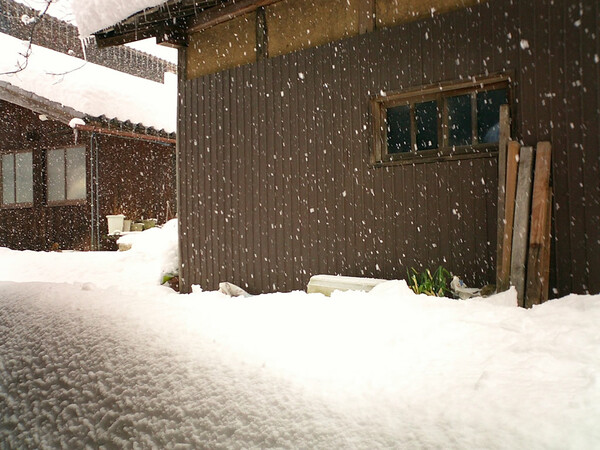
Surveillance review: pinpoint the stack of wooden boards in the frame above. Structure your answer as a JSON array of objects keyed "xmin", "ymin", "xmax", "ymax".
[{"xmin": 496, "ymin": 105, "xmax": 553, "ymax": 308}]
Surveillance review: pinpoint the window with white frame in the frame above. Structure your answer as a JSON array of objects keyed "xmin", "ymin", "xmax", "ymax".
[
  {"xmin": 1, "ymin": 151, "xmax": 33, "ymax": 206},
  {"xmin": 47, "ymin": 146, "xmax": 86, "ymax": 203},
  {"xmin": 371, "ymin": 74, "xmax": 510, "ymax": 164}
]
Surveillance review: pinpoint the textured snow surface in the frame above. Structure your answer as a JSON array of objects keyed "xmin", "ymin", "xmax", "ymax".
[
  {"xmin": 0, "ymin": 32, "xmax": 176, "ymax": 132},
  {"xmin": 71, "ymin": 0, "xmax": 168, "ymax": 36},
  {"xmin": 1, "ymin": 232, "xmax": 600, "ymax": 447}
]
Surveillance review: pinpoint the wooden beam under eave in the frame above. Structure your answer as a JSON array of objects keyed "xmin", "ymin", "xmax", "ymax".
[
  {"xmin": 95, "ymin": 27, "xmax": 160, "ymax": 48},
  {"xmin": 157, "ymin": 26, "xmax": 190, "ymax": 48},
  {"xmin": 187, "ymin": 0, "xmax": 283, "ymax": 34},
  {"xmin": 359, "ymin": 0, "xmax": 376, "ymax": 34},
  {"xmin": 255, "ymin": 6, "xmax": 268, "ymax": 59}
]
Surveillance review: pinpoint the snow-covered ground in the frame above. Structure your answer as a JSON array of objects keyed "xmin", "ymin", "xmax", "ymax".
[{"xmin": 1, "ymin": 222, "xmax": 599, "ymax": 448}]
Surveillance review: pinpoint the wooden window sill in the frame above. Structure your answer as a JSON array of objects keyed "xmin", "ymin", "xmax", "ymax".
[
  {"xmin": 370, "ymin": 147, "xmax": 498, "ymax": 168},
  {"xmin": 0, "ymin": 203, "xmax": 34, "ymax": 210},
  {"xmin": 47, "ymin": 199, "xmax": 87, "ymax": 207}
]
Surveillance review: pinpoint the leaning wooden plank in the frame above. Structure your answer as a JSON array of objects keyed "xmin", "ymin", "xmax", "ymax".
[
  {"xmin": 496, "ymin": 104, "xmax": 511, "ymax": 290},
  {"xmin": 540, "ymin": 189, "xmax": 553, "ymax": 302},
  {"xmin": 510, "ymin": 146, "xmax": 534, "ymax": 306},
  {"xmin": 498, "ymin": 140, "xmax": 521, "ymax": 292},
  {"xmin": 525, "ymin": 142, "xmax": 552, "ymax": 308}
]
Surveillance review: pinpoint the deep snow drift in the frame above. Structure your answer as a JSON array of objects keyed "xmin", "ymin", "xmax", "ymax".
[{"xmin": 1, "ymin": 223, "xmax": 599, "ymax": 448}]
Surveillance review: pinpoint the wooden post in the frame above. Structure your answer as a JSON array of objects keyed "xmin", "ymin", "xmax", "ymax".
[
  {"xmin": 498, "ymin": 140, "xmax": 520, "ymax": 292},
  {"xmin": 358, "ymin": 0, "xmax": 376, "ymax": 34},
  {"xmin": 496, "ymin": 105, "xmax": 510, "ymax": 290},
  {"xmin": 510, "ymin": 146, "xmax": 534, "ymax": 306},
  {"xmin": 525, "ymin": 142, "xmax": 552, "ymax": 307},
  {"xmin": 256, "ymin": 6, "xmax": 268, "ymax": 60}
]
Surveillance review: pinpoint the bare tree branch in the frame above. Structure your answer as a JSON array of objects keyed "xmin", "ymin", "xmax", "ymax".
[{"xmin": 46, "ymin": 61, "xmax": 88, "ymax": 82}]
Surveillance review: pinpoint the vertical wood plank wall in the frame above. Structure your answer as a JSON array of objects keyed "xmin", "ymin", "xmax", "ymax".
[{"xmin": 178, "ymin": 0, "xmax": 600, "ymax": 295}]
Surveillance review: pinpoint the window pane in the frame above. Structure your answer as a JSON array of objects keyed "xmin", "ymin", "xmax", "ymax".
[
  {"xmin": 66, "ymin": 147, "xmax": 86, "ymax": 200},
  {"xmin": 386, "ymin": 104, "xmax": 411, "ymax": 154},
  {"xmin": 415, "ymin": 100, "xmax": 438, "ymax": 151},
  {"xmin": 15, "ymin": 152, "xmax": 33, "ymax": 203},
  {"xmin": 477, "ymin": 88, "xmax": 508, "ymax": 143},
  {"xmin": 47, "ymin": 149, "xmax": 65, "ymax": 202},
  {"xmin": 2, "ymin": 154, "xmax": 15, "ymax": 204},
  {"xmin": 447, "ymin": 94, "xmax": 472, "ymax": 146}
]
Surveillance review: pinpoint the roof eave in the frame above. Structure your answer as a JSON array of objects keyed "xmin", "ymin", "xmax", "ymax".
[
  {"xmin": 0, "ymin": 81, "xmax": 175, "ymax": 139},
  {"xmin": 93, "ymin": 0, "xmax": 283, "ymax": 48},
  {"xmin": 0, "ymin": 80, "xmax": 85, "ymax": 125},
  {"xmin": 93, "ymin": 0, "xmax": 220, "ymax": 48}
]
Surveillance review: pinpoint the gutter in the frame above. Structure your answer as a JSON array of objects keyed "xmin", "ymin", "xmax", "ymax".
[{"xmin": 74, "ymin": 124, "xmax": 176, "ymax": 145}]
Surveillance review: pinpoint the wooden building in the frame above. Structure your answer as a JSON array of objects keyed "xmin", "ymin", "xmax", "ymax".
[
  {"xmin": 0, "ymin": 82, "xmax": 176, "ymax": 251},
  {"xmin": 88, "ymin": 0, "xmax": 600, "ymax": 296}
]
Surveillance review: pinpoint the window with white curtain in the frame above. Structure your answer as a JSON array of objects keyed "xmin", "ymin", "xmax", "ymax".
[
  {"xmin": 1, "ymin": 151, "xmax": 33, "ymax": 206},
  {"xmin": 47, "ymin": 146, "xmax": 86, "ymax": 203}
]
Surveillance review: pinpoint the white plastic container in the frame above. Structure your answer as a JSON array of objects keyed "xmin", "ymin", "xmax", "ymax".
[
  {"xmin": 106, "ymin": 214, "xmax": 125, "ymax": 235},
  {"xmin": 307, "ymin": 275, "xmax": 388, "ymax": 296}
]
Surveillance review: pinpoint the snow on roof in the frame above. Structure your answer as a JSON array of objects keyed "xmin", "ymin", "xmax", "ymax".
[
  {"xmin": 0, "ymin": 32, "xmax": 176, "ymax": 133},
  {"xmin": 71, "ymin": 0, "xmax": 168, "ymax": 37},
  {"xmin": 14, "ymin": 0, "xmax": 178, "ymax": 63}
]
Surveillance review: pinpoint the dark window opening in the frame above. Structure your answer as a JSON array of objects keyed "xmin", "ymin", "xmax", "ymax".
[
  {"xmin": 477, "ymin": 88, "xmax": 508, "ymax": 144},
  {"xmin": 415, "ymin": 100, "xmax": 438, "ymax": 151},
  {"xmin": 372, "ymin": 75, "xmax": 510, "ymax": 164},
  {"xmin": 386, "ymin": 104, "xmax": 411, "ymax": 154},
  {"xmin": 447, "ymin": 94, "xmax": 472, "ymax": 147}
]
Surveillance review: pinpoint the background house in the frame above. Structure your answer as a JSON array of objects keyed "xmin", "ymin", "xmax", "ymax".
[
  {"xmin": 0, "ymin": 4, "xmax": 176, "ymax": 251},
  {"xmin": 78, "ymin": 0, "xmax": 599, "ymax": 296}
]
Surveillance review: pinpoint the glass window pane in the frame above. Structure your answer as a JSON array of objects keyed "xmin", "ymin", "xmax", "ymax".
[
  {"xmin": 386, "ymin": 104, "xmax": 411, "ymax": 154},
  {"xmin": 2, "ymin": 154, "xmax": 15, "ymax": 204},
  {"xmin": 66, "ymin": 147, "xmax": 86, "ymax": 200},
  {"xmin": 447, "ymin": 94, "xmax": 472, "ymax": 146},
  {"xmin": 15, "ymin": 152, "xmax": 33, "ymax": 203},
  {"xmin": 477, "ymin": 88, "xmax": 508, "ymax": 143},
  {"xmin": 47, "ymin": 149, "xmax": 65, "ymax": 202},
  {"xmin": 415, "ymin": 100, "xmax": 438, "ymax": 151}
]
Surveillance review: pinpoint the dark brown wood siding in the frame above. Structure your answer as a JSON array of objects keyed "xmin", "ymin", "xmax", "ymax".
[
  {"xmin": 178, "ymin": 0, "xmax": 600, "ymax": 296},
  {"xmin": 0, "ymin": 99, "xmax": 176, "ymax": 251},
  {"xmin": 95, "ymin": 133, "xmax": 176, "ymax": 237},
  {"xmin": 0, "ymin": 99, "xmax": 90, "ymax": 250}
]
